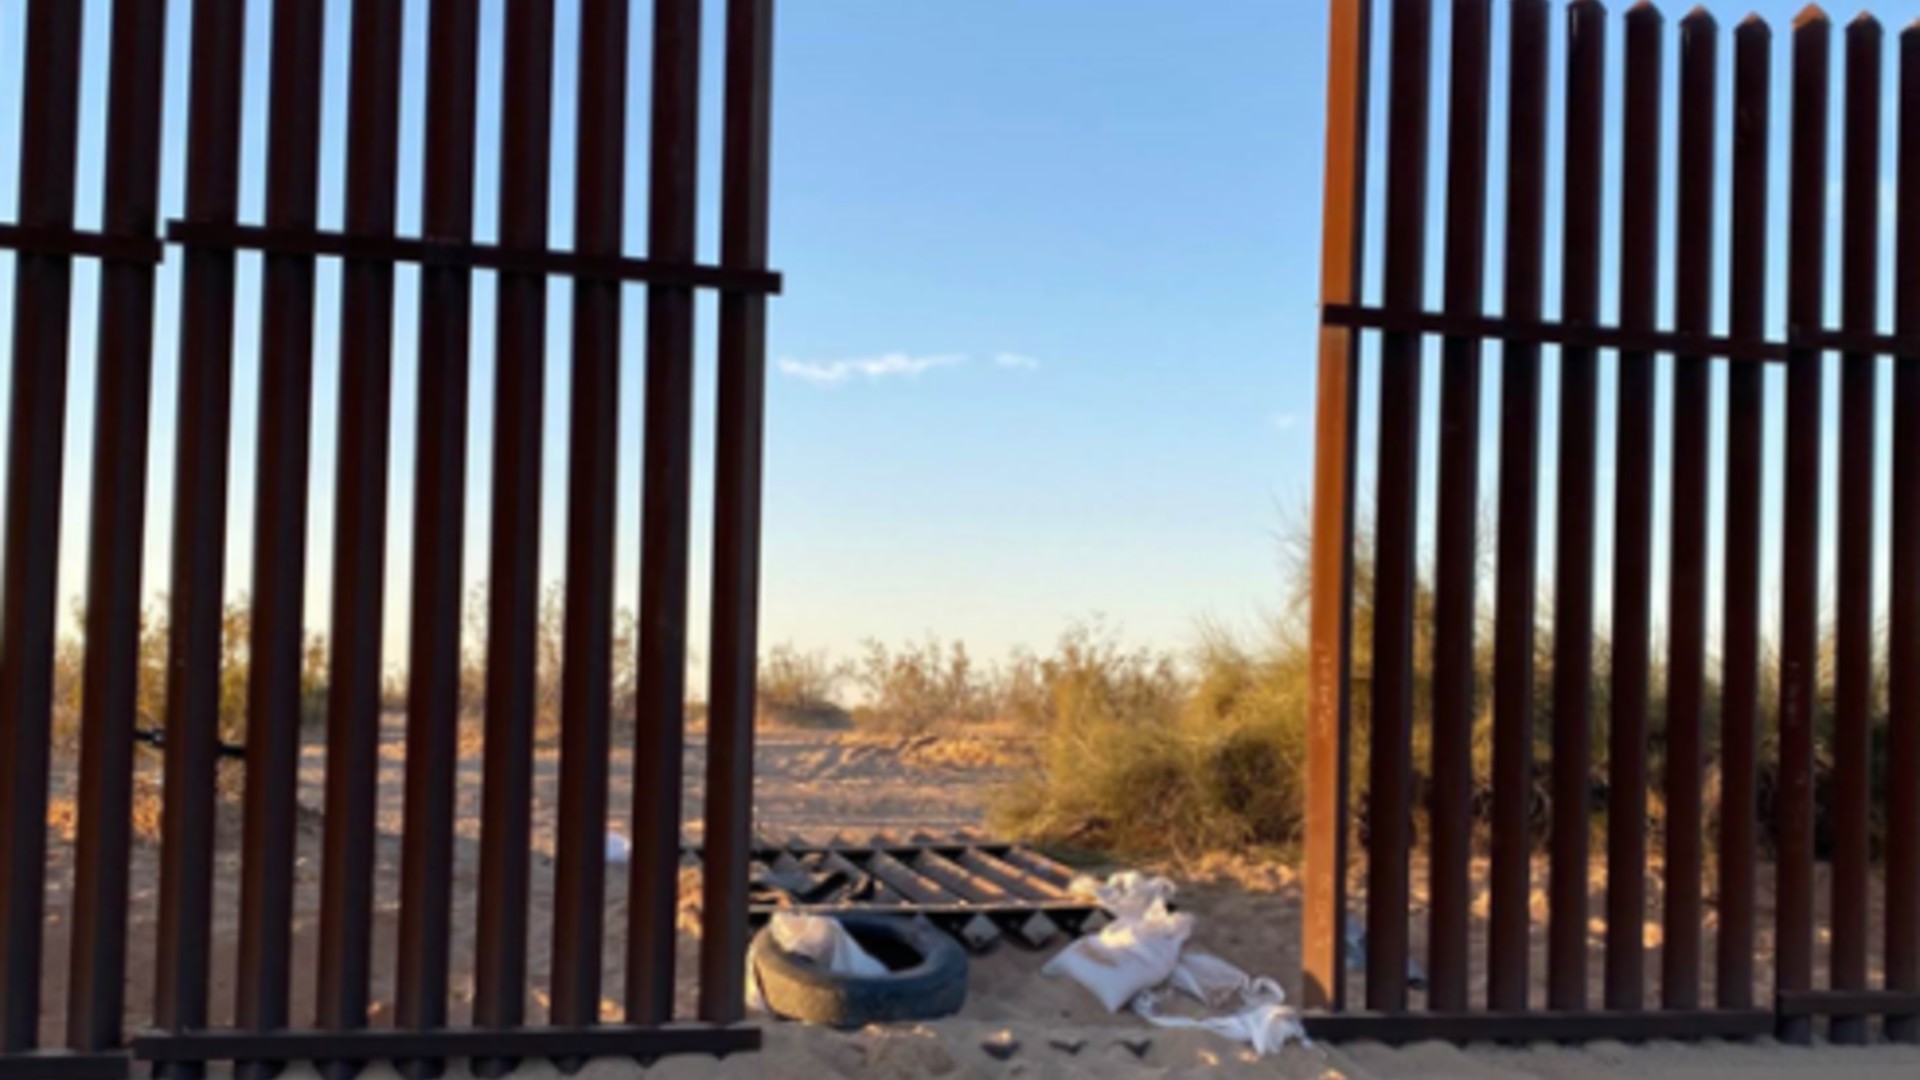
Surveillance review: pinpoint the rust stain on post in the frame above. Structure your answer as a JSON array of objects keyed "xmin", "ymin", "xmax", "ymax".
[{"xmin": 1303, "ymin": 0, "xmax": 1371, "ymax": 1014}]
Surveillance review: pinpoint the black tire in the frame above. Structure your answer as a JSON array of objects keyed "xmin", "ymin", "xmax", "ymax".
[{"xmin": 750, "ymin": 914, "xmax": 969, "ymax": 1027}]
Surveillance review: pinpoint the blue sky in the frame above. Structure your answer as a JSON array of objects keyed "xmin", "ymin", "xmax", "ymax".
[
  {"xmin": 0, "ymin": 0, "xmax": 1908, "ymax": 683},
  {"xmin": 0, "ymin": 0, "xmax": 1325, "ymax": 677}
]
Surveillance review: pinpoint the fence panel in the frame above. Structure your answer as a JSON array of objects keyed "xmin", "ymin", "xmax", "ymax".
[
  {"xmin": 0, "ymin": 0, "xmax": 780, "ymax": 1076},
  {"xmin": 1310, "ymin": 0, "xmax": 1920, "ymax": 1044}
]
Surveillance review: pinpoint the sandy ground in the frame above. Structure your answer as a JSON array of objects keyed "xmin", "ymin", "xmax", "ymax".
[
  {"xmin": 241, "ymin": 1032, "xmax": 1920, "ymax": 1080},
  {"xmin": 37, "ymin": 719, "xmax": 1031, "ymax": 1040},
  {"xmin": 33, "ymin": 720, "xmax": 1920, "ymax": 1078}
]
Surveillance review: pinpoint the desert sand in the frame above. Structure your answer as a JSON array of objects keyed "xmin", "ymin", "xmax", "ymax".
[{"xmin": 34, "ymin": 720, "xmax": 1920, "ymax": 1078}]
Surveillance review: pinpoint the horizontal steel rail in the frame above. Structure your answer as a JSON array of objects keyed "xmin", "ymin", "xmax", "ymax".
[
  {"xmin": 0, "ymin": 1051, "xmax": 129, "ymax": 1080},
  {"xmin": 0, "ymin": 223, "xmax": 163, "ymax": 262},
  {"xmin": 167, "ymin": 220, "xmax": 783, "ymax": 292},
  {"xmin": 1302, "ymin": 1010, "xmax": 1778, "ymax": 1045},
  {"xmin": 1774, "ymin": 990, "xmax": 1920, "ymax": 1018},
  {"xmin": 1323, "ymin": 302, "xmax": 1920, "ymax": 364},
  {"xmin": 133, "ymin": 1026, "xmax": 762, "ymax": 1066},
  {"xmin": 0, "ymin": 221, "xmax": 783, "ymax": 295}
]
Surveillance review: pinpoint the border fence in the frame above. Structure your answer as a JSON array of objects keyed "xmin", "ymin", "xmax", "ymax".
[
  {"xmin": 1308, "ymin": 0, "xmax": 1920, "ymax": 1044},
  {"xmin": 0, "ymin": 1, "xmax": 776, "ymax": 1076}
]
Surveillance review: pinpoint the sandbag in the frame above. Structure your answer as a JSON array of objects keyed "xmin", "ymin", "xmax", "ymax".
[
  {"xmin": 1042, "ymin": 887, "xmax": 1193, "ymax": 1013},
  {"xmin": 1044, "ymin": 872, "xmax": 1306, "ymax": 1056}
]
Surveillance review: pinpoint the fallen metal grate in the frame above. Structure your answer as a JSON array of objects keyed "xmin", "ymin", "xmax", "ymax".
[{"xmin": 685, "ymin": 831, "xmax": 1105, "ymax": 952}]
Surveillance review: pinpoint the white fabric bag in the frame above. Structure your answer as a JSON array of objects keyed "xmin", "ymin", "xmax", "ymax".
[
  {"xmin": 766, "ymin": 912, "xmax": 889, "ymax": 978},
  {"xmin": 745, "ymin": 912, "xmax": 888, "ymax": 1011},
  {"xmin": 1041, "ymin": 894, "xmax": 1193, "ymax": 1013},
  {"xmin": 1044, "ymin": 873, "xmax": 1306, "ymax": 1056}
]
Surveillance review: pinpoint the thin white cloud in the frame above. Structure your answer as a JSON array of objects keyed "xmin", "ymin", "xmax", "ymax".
[
  {"xmin": 776, "ymin": 351, "xmax": 1041, "ymax": 386},
  {"xmin": 1271, "ymin": 411, "xmax": 1301, "ymax": 432},
  {"xmin": 776, "ymin": 352, "xmax": 965, "ymax": 384}
]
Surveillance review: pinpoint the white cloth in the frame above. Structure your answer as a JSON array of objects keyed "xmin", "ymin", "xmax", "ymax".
[
  {"xmin": 745, "ymin": 913, "xmax": 888, "ymax": 1013},
  {"xmin": 766, "ymin": 912, "xmax": 889, "ymax": 978},
  {"xmin": 1044, "ymin": 873, "xmax": 1307, "ymax": 1056},
  {"xmin": 1139, "ymin": 954, "xmax": 1302, "ymax": 1056},
  {"xmin": 1073, "ymin": 870, "xmax": 1178, "ymax": 920}
]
